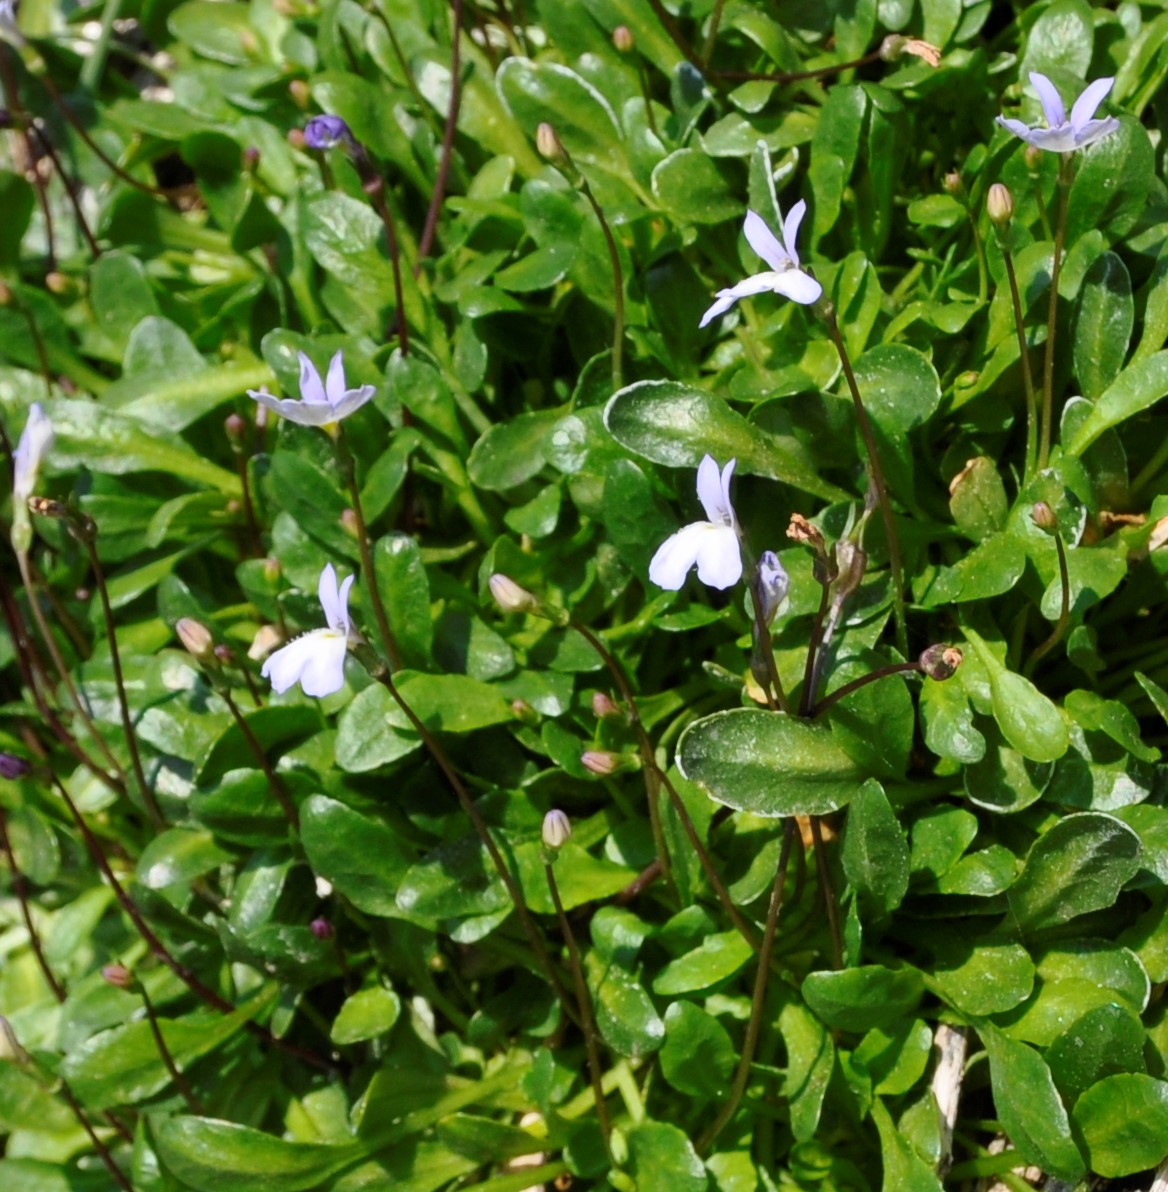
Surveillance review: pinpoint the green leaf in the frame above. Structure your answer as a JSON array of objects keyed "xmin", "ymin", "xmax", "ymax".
[
  {"xmin": 652, "ymin": 930, "xmax": 753, "ymax": 995},
  {"xmin": 13, "ymin": 397, "xmax": 240, "ymax": 494},
  {"xmin": 468, "ymin": 411, "xmax": 560, "ymax": 490},
  {"xmin": 1018, "ymin": 0, "xmax": 1093, "ymax": 79},
  {"xmin": 802, "ymin": 966, "xmax": 924, "ymax": 1033},
  {"xmin": 61, "ymin": 990, "xmax": 276, "ymax": 1111},
  {"xmin": 659, "ymin": 1002, "xmax": 735, "ymax": 1101},
  {"xmin": 1073, "ymin": 252, "xmax": 1133, "ymax": 401},
  {"xmin": 625, "ymin": 1121, "xmax": 707, "ymax": 1192},
  {"xmin": 335, "ymin": 686, "xmax": 420, "ymax": 773},
  {"xmin": 870, "ymin": 1098, "xmax": 943, "ymax": 1192},
  {"xmin": 155, "ymin": 1116, "xmax": 361, "ymax": 1192},
  {"xmin": 299, "ymin": 796, "xmax": 414, "ymax": 918},
  {"xmin": 373, "ymin": 534, "xmax": 433, "ymax": 669},
  {"xmin": 853, "ymin": 1019, "xmax": 933, "ymax": 1096},
  {"xmin": 331, "ymin": 986, "xmax": 402, "ymax": 1044},
  {"xmin": 514, "ymin": 842, "xmax": 635, "ymax": 913},
  {"xmin": 1074, "ymin": 1074, "xmax": 1168, "ymax": 1176},
  {"xmin": 948, "ymin": 456, "xmax": 1009, "ymax": 541},
  {"xmin": 1008, "ymin": 812, "xmax": 1142, "ymax": 932},
  {"xmin": 780, "ymin": 1001, "xmax": 834, "ymax": 1141},
  {"xmin": 604, "ymin": 379, "xmax": 845, "ymax": 500},
  {"xmin": 588, "ymin": 954, "xmax": 665, "ymax": 1059},
  {"xmin": 1047, "ymin": 1005, "xmax": 1147, "ymax": 1106},
  {"xmin": 496, "ymin": 59, "xmax": 629, "ymax": 181},
  {"xmin": 963, "ymin": 628, "xmax": 1069, "ymax": 762},
  {"xmin": 1065, "ymin": 351, "xmax": 1168, "ymax": 454},
  {"xmin": 925, "ymin": 944, "xmax": 1034, "ymax": 1016},
  {"xmin": 678, "ymin": 709, "xmax": 862, "ymax": 817},
  {"xmin": 919, "ymin": 533, "xmax": 1026, "ymax": 606},
  {"xmin": 982, "ymin": 1025, "xmax": 1085, "ymax": 1183},
  {"xmin": 841, "ymin": 780, "xmax": 910, "ymax": 913},
  {"xmin": 651, "ymin": 149, "xmax": 742, "ymax": 224}
]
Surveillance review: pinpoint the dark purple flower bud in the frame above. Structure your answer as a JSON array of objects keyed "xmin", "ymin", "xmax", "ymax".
[
  {"xmin": 304, "ymin": 115, "xmax": 354, "ymax": 151},
  {"xmin": 0, "ymin": 753, "xmax": 30, "ymax": 779},
  {"xmin": 310, "ymin": 917, "xmax": 334, "ymax": 940}
]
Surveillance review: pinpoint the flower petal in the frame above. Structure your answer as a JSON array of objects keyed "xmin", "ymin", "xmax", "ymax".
[
  {"xmin": 996, "ymin": 115, "xmax": 1041, "ymax": 144},
  {"xmin": 334, "ymin": 574, "xmax": 355, "ymax": 634},
  {"xmin": 743, "ymin": 209, "xmax": 788, "ymax": 271},
  {"xmin": 1069, "ymin": 77, "xmax": 1114, "ymax": 133},
  {"xmin": 324, "ymin": 351, "xmax": 347, "ymax": 406},
  {"xmin": 318, "ymin": 563, "xmax": 341, "ymax": 626},
  {"xmin": 781, "ymin": 199, "xmax": 808, "ymax": 267},
  {"xmin": 1029, "ymin": 72, "xmax": 1066, "ymax": 129},
  {"xmin": 1073, "ymin": 115, "xmax": 1120, "ymax": 149},
  {"xmin": 693, "ymin": 524, "xmax": 743, "ymax": 589},
  {"xmin": 245, "ymin": 391, "xmax": 339, "ymax": 426},
  {"xmin": 771, "ymin": 269, "xmax": 823, "ymax": 306},
  {"xmin": 298, "ymin": 352, "xmax": 328, "ymax": 404},
  {"xmin": 699, "ymin": 292, "xmax": 739, "ymax": 328},
  {"xmin": 328, "ymin": 385, "xmax": 377, "ymax": 421},
  {"xmin": 719, "ymin": 458, "xmax": 738, "ymax": 531},
  {"xmin": 649, "ymin": 522, "xmax": 713, "ymax": 590},
  {"xmin": 1014, "ymin": 125, "xmax": 1079, "ymax": 153},
  {"xmin": 295, "ymin": 631, "xmax": 349, "ymax": 697},
  {"xmin": 696, "ymin": 454, "xmax": 727, "ymax": 524},
  {"xmin": 261, "ymin": 629, "xmax": 349, "ymax": 697}
]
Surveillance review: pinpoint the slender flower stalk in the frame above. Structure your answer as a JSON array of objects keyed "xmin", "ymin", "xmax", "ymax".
[
  {"xmin": 139, "ymin": 981, "xmax": 204, "ymax": 1113},
  {"xmin": 1039, "ymin": 153, "xmax": 1074, "ymax": 470},
  {"xmin": 416, "ymin": 0, "xmax": 463, "ymax": 268},
  {"xmin": 0, "ymin": 805, "xmax": 66, "ymax": 1001},
  {"xmin": 810, "ymin": 816, "xmax": 842, "ymax": 970},
  {"xmin": 821, "ymin": 308, "xmax": 908, "ymax": 656},
  {"xmin": 70, "ymin": 514, "xmax": 162, "ymax": 828},
  {"xmin": 1026, "ymin": 504, "xmax": 1071, "ymax": 673},
  {"xmin": 698, "ymin": 819, "xmax": 795, "ymax": 1153},
  {"xmin": 542, "ymin": 814, "xmax": 612, "ymax": 1159}
]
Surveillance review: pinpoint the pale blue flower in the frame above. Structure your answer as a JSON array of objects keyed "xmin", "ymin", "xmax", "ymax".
[
  {"xmin": 997, "ymin": 73, "xmax": 1119, "ymax": 153},
  {"xmin": 649, "ymin": 455, "xmax": 742, "ymax": 590}
]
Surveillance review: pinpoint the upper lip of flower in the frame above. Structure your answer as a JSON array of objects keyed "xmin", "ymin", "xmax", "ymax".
[
  {"xmin": 699, "ymin": 202, "xmax": 823, "ymax": 328},
  {"xmin": 996, "ymin": 72, "xmax": 1120, "ymax": 152},
  {"xmin": 246, "ymin": 351, "xmax": 376, "ymax": 427},
  {"xmin": 13, "ymin": 402, "xmax": 53, "ymax": 500}
]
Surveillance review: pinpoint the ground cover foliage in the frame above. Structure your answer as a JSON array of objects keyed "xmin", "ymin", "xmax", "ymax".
[{"xmin": 4, "ymin": 0, "xmax": 1168, "ymax": 1188}]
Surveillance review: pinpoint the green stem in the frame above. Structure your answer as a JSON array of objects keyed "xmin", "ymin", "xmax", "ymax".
[
  {"xmin": 338, "ymin": 429, "xmax": 402, "ymax": 671},
  {"xmin": 700, "ymin": 0, "xmax": 728, "ymax": 66},
  {"xmin": 1025, "ymin": 529, "xmax": 1070, "ymax": 674},
  {"xmin": 810, "ymin": 816, "xmax": 843, "ymax": 970},
  {"xmin": 77, "ymin": 528, "xmax": 162, "ymax": 828},
  {"xmin": 800, "ymin": 580, "xmax": 833, "ymax": 718},
  {"xmin": 1039, "ymin": 155, "xmax": 1073, "ymax": 471},
  {"xmin": 0, "ymin": 806, "xmax": 66, "ymax": 1001},
  {"xmin": 578, "ymin": 178, "xmax": 624, "ymax": 391},
  {"xmin": 544, "ymin": 860, "xmax": 612, "ymax": 1159},
  {"xmin": 697, "ymin": 820, "xmax": 795, "ymax": 1154},
  {"xmin": 140, "ymin": 983, "xmax": 204, "ymax": 1113},
  {"xmin": 812, "ymin": 660, "xmax": 923, "ymax": 718},
  {"xmin": 824, "ymin": 310, "xmax": 908, "ymax": 656},
  {"xmin": 218, "ymin": 686, "xmax": 299, "ymax": 831},
  {"xmin": 1000, "ymin": 241, "xmax": 1039, "ymax": 483},
  {"xmin": 967, "ymin": 209, "xmax": 988, "ymax": 305},
  {"xmin": 570, "ymin": 622, "xmax": 760, "ymax": 949}
]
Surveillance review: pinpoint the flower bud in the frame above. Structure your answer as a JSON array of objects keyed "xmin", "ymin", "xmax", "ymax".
[
  {"xmin": 612, "ymin": 25, "xmax": 634, "ymax": 52},
  {"xmin": 581, "ymin": 749, "xmax": 621, "ymax": 776},
  {"xmin": 536, "ymin": 122, "xmax": 565, "ymax": 163},
  {"xmin": 833, "ymin": 539, "xmax": 867, "ymax": 598},
  {"xmin": 510, "ymin": 698, "xmax": 539, "ymax": 725},
  {"xmin": 1031, "ymin": 501, "xmax": 1058, "ymax": 533},
  {"xmin": 0, "ymin": 753, "xmax": 30, "ymax": 779},
  {"xmin": 919, "ymin": 644, "xmax": 963, "ymax": 681},
  {"xmin": 879, "ymin": 34, "xmax": 941, "ymax": 67},
  {"xmin": 489, "ymin": 573, "xmax": 537, "ymax": 615},
  {"xmin": 213, "ymin": 644, "xmax": 235, "ymax": 665},
  {"xmin": 340, "ymin": 508, "xmax": 360, "ymax": 537},
  {"xmin": 987, "ymin": 182, "xmax": 1014, "ymax": 227},
  {"xmin": 224, "ymin": 412, "xmax": 246, "ymax": 443},
  {"xmin": 542, "ymin": 809, "xmax": 572, "ymax": 850},
  {"xmin": 942, "ymin": 171, "xmax": 962, "ymax": 196},
  {"xmin": 305, "ymin": 114, "xmax": 354, "ymax": 151},
  {"xmin": 1023, "ymin": 144, "xmax": 1042, "ymax": 171},
  {"xmin": 176, "ymin": 618, "xmax": 214, "ymax": 661},
  {"xmin": 754, "ymin": 550, "xmax": 789, "ymax": 626},
  {"xmin": 263, "ymin": 556, "xmax": 281, "ymax": 584},
  {"xmin": 101, "ymin": 963, "xmax": 134, "ymax": 990},
  {"xmin": 249, "ymin": 623, "xmax": 284, "ymax": 661},
  {"xmin": 243, "ymin": 146, "xmax": 261, "ymax": 172},
  {"xmin": 45, "ymin": 271, "xmax": 71, "ymax": 295},
  {"xmin": 287, "ymin": 128, "xmax": 307, "ymax": 151},
  {"xmin": 309, "ymin": 917, "xmax": 334, "ymax": 940},
  {"xmin": 592, "ymin": 691, "xmax": 620, "ymax": 720}
]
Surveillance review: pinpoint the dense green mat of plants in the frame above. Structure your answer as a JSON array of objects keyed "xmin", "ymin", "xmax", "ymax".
[{"xmin": 4, "ymin": 0, "xmax": 1168, "ymax": 1187}]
